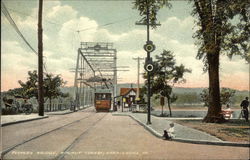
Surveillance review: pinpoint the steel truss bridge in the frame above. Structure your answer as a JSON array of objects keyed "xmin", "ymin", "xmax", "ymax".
[{"xmin": 74, "ymin": 42, "xmax": 117, "ymax": 109}]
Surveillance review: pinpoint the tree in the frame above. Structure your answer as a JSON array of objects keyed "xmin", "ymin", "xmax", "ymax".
[
  {"xmin": 44, "ymin": 73, "xmax": 67, "ymax": 111},
  {"xmin": 18, "ymin": 71, "xmax": 68, "ymax": 110},
  {"xmin": 133, "ymin": 0, "xmax": 171, "ymax": 28},
  {"xmin": 143, "ymin": 50, "xmax": 191, "ymax": 116},
  {"xmin": 200, "ymin": 88, "xmax": 209, "ymax": 107},
  {"xmin": 191, "ymin": 0, "xmax": 249, "ymax": 122},
  {"xmin": 220, "ymin": 88, "xmax": 236, "ymax": 106},
  {"xmin": 200, "ymin": 88, "xmax": 236, "ymax": 107},
  {"xmin": 5, "ymin": 87, "xmax": 26, "ymax": 98},
  {"xmin": 18, "ymin": 70, "xmax": 38, "ymax": 99}
]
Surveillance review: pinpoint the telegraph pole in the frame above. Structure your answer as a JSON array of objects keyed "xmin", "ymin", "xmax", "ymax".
[
  {"xmin": 38, "ymin": 0, "xmax": 44, "ymax": 116},
  {"xmin": 133, "ymin": 57, "xmax": 144, "ymax": 100}
]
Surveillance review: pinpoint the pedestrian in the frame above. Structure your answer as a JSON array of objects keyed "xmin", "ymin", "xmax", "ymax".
[
  {"xmin": 163, "ymin": 123, "xmax": 175, "ymax": 140},
  {"xmin": 117, "ymin": 101, "xmax": 120, "ymax": 110},
  {"xmin": 240, "ymin": 97, "xmax": 249, "ymax": 122}
]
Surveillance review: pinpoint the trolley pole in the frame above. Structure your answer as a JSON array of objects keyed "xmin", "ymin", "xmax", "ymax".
[{"xmin": 38, "ymin": 0, "xmax": 44, "ymax": 116}]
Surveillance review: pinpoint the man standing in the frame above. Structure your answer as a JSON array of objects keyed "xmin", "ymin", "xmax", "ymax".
[{"xmin": 240, "ymin": 97, "xmax": 249, "ymax": 122}]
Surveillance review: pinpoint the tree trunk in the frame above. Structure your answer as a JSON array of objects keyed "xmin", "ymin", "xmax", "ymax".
[
  {"xmin": 203, "ymin": 53, "xmax": 225, "ymax": 123},
  {"xmin": 161, "ymin": 105, "xmax": 164, "ymax": 116},
  {"xmin": 49, "ymin": 98, "xmax": 52, "ymax": 111},
  {"xmin": 194, "ymin": 0, "xmax": 225, "ymax": 123},
  {"xmin": 167, "ymin": 96, "xmax": 172, "ymax": 117}
]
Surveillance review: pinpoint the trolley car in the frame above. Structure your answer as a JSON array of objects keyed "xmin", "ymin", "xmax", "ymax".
[{"xmin": 94, "ymin": 89, "xmax": 112, "ymax": 112}]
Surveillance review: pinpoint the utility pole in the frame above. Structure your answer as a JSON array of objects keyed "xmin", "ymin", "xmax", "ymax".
[
  {"xmin": 74, "ymin": 50, "xmax": 80, "ymax": 112},
  {"xmin": 146, "ymin": 0, "xmax": 151, "ymax": 124},
  {"xmin": 133, "ymin": 57, "xmax": 144, "ymax": 100},
  {"xmin": 135, "ymin": 0, "xmax": 160, "ymax": 124},
  {"xmin": 38, "ymin": 0, "xmax": 44, "ymax": 116}
]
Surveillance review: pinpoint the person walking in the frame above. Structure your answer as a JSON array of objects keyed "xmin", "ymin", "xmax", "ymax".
[{"xmin": 240, "ymin": 97, "xmax": 249, "ymax": 122}]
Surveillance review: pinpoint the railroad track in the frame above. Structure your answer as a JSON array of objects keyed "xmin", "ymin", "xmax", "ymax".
[{"xmin": 1, "ymin": 109, "xmax": 104, "ymax": 159}]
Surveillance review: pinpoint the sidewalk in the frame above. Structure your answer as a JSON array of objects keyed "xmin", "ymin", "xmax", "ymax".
[
  {"xmin": 45, "ymin": 109, "xmax": 73, "ymax": 115},
  {"xmin": 1, "ymin": 106, "xmax": 92, "ymax": 126},
  {"xmin": 113, "ymin": 112, "xmax": 249, "ymax": 147},
  {"xmin": 1, "ymin": 114, "xmax": 49, "ymax": 126}
]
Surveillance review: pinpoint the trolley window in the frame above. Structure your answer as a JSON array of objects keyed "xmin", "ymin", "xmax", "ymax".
[{"xmin": 95, "ymin": 93, "xmax": 111, "ymax": 100}]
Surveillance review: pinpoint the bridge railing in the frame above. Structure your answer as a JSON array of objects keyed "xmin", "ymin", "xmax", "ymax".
[{"xmin": 44, "ymin": 102, "xmax": 71, "ymax": 112}]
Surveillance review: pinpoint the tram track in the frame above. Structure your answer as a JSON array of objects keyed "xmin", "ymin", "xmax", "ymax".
[
  {"xmin": 1, "ymin": 109, "xmax": 97, "ymax": 159},
  {"xmin": 56, "ymin": 113, "xmax": 108, "ymax": 160}
]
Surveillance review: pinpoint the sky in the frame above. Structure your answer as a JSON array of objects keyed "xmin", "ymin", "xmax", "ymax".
[{"xmin": 1, "ymin": 0, "xmax": 249, "ymax": 91}]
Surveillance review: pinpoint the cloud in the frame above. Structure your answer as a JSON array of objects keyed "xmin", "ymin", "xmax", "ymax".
[
  {"xmin": 2, "ymin": 41, "xmax": 37, "ymax": 90},
  {"xmin": 156, "ymin": 16, "xmax": 196, "ymax": 44},
  {"xmin": 46, "ymin": 5, "xmax": 77, "ymax": 24},
  {"xmin": 220, "ymin": 56, "xmax": 249, "ymax": 74},
  {"xmin": 2, "ymin": 1, "xmax": 249, "ymax": 91}
]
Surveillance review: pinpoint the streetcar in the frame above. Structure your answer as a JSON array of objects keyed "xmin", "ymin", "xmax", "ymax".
[{"xmin": 94, "ymin": 89, "xmax": 112, "ymax": 112}]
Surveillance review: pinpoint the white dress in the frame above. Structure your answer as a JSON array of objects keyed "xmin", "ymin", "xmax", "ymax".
[
  {"xmin": 167, "ymin": 127, "xmax": 175, "ymax": 138},
  {"xmin": 224, "ymin": 108, "xmax": 233, "ymax": 119}
]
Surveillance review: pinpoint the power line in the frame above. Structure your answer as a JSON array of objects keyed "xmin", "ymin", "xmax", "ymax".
[
  {"xmin": 1, "ymin": 2, "xmax": 38, "ymax": 55},
  {"xmin": 5, "ymin": 6, "xmax": 135, "ymax": 44},
  {"xmin": 77, "ymin": 17, "xmax": 133, "ymax": 32},
  {"xmin": 6, "ymin": 7, "xmax": 76, "ymax": 32},
  {"xmin": 1, "ymin": 1, "xmax": 48, "ymax": 73},
  {"xmin": 6, "ymin": 6, "xmax": 134, "ymax": 33},
  {"xmin": 2, "ymin": 3, "xmax": 135, "ymax": 74}
]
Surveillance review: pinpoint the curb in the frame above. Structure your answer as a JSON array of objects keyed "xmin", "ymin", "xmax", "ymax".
[
  {"xmin": 173, "ymin": 138, "xmax": 250, "ymax": 147},
  {"xmin": 113, "ymin": 113, "xmax": 250, "ymax": 148},
  {"xmin": 1, "ymin": 115, "xmax": 49, "ymax": 127},
  {"xmin": 45, "ymin": 105, "xmax": 93, "ymax": 115},
  {"xmin": 45, "ymin": 111, "xmax": 73, "ymax": 115},
  {"xmin": 1, "ymin": 106, "xmax": 93, "ymax": 127}
]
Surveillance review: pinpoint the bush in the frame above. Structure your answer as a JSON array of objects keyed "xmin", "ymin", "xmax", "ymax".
[{"xmin": 2, "ymin": 108, "xmax": 17, "ymax": 115}]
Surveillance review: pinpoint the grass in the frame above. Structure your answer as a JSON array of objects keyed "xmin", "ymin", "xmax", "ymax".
[{"xmin": 173, "ymin": 119, "xmax": 250, "ymax": 143}]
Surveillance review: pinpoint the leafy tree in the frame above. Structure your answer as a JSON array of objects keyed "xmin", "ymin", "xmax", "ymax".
[
  {"xmin": 220, "ymin": 88, "xmax": 236, "ymax": 105},
  {"xmin": 4, "ymin": 87, "xmax": 25, "ymax": 98},
  {"xmin": 191, "ymin": 0, "xmax": 249, "ymax": 122},
  {"xmin": 18, "ymin": 70, "xmax": 38, "ymax": 99},
  {"xmin": 44, "ymin": 73, "xmax": 67, "ymax": 111},
  {"xmin": 18, "ymin": 71, "xmax": 68, "ymax": 110},
  {"xmin": 199, "ymin": 88, "xmax": 209, "ymax": 107},
  {"xmin": 133, "ymin": 0, "xmax": 171, "ymax": 28},
  {"xmin": 200, "ymin": 88, "xmax": 236, "ymax": 107},
  {"xmin": 143, "ymin": 50, "xmax": 191, "ymax": 116}
]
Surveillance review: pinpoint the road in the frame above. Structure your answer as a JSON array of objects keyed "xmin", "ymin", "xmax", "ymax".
[{"xmin": 1, "ymin": 107, "xmax": 249, "ymax": 160}]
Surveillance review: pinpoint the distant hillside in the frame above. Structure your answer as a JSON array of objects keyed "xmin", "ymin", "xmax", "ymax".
[
  {"xmin": 172, "ymin": 87, "xmax": 205, "ymax": 94},
  {"xmin": 61, "ymin": 84, "xmax": 248, "ymax": 97}
]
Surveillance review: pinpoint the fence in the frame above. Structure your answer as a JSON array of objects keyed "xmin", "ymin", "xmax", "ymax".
[{"xmin": 44, "ymin": 102, "xmax": 71, "ymax": 112}]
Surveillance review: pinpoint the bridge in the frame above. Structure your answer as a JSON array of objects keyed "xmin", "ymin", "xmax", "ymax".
[{"xmin": 73, "ymin": 42, "xmax": 117, "ymax": 110}]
